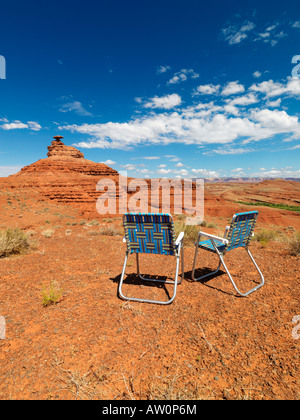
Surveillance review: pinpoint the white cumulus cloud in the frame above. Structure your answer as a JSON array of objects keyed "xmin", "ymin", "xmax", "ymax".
[
  {"xmin": 194, "ymin": 84, "xmax": 220, "ymax": 95},
  {"xmin": 221, "ymin": 81, "xmax": 245, "ymax": 96},
  {"xmin": 58, "ymin": 78, "xmax": 300, "ymax": 150},
  {"xmin": 101, "ymin": 159, "xmax": 116, "ymax": 165},
  {"xmin": 1, "ymin": 120, "xmax": 41, "ymax": 131},
  {"xmin": 142, "ymin": 93, "xmax": 182, "ymax": 109},
  {"xmin": 253, "ymin": 71, "xmax": 262, "ymax": 78}
]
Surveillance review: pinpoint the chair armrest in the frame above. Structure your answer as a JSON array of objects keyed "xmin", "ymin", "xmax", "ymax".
[
  {"xmin": 224, "ymin": 225, "xmax": 230, "ymax": 238},
  {"xmin": 198, "ymin": 231, "xmax": 228, "ymax": 245},
  {"xmin": 175, "ymin": 231, "xmax": 184, "ymax": 245}
]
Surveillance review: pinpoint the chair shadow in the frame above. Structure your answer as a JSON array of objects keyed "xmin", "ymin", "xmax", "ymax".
[
  {"xmin": 184, "ymin": 266, "xmax": 224, "ymax": 283},
  {"xmin": 111, "ymin": 267, "xmax": 237, "ymax": 298},
  {"xmin": 184, "ymin": 267, "xmax": 237, "ymax": 296},
  {"xmin": 110, "ymin": 272, "xmax": 173, "ymax": 300}
]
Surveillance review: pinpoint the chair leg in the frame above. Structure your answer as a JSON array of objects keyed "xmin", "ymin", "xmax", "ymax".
[
  {"xmin": 118, "ymin": 251, "xmax": 181, "ymax": 305},
  {"xmin": 218, "ymin": 248, "xmax": 264, "ymax": 297},
  {"xmin": 191, "ymin": 244, "xmax": 264, "ymax": 296},
  {"xmin": 192, "ymin": 244, "xmax": 221, "ymax": 282},
  {"xmin": 181, "ymin": 244, "xmax": 185, "ymax": 282},
  {"xmin": 118, "ymin": 250, "xmax": 129, "ymax": 300}
]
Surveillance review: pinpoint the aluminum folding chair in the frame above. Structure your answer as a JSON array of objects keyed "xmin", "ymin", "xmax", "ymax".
[
  {"xmin": 119, "ymin": 213, "xmax": 184, "ymax": 305},
  {"xmin": 192, "ymin": 211, "xmax": 264, "ymax": 296}
]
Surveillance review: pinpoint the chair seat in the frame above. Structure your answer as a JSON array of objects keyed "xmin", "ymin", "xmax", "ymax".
[{"xmin": 198, "ymin": 239, "xmax": 227, "ymax": 253}]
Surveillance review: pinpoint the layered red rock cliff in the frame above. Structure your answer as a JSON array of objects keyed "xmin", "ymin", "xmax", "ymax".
[
  {"xmin": 5, "ymin": 136, "xmax": 121, "ymax": 218},
  {"xmin": 20, "ymin": 136, "xmax": 119, "ymax": 178}
]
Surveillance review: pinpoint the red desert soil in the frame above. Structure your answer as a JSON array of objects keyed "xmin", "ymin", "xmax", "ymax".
[{"xmin": 0, "ymin": 137, "xmax": 299, "ymax": 400}]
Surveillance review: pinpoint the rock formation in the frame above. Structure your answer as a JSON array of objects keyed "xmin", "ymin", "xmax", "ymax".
[
  {"xmin": 20, "ymin": 136, "xmax": 119, "ymax": 178},
  {"xmin": 4, "ymin": 136, "xmax": 121, "ymax": 218},
  {"xmin": 47, "ymin": 136, "xmax": 84, "ymax": 159}
]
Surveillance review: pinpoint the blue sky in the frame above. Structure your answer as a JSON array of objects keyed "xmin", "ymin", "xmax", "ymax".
[{"xmin": 0, "ymin": 0, "xmax": 299, "ymax": 179}]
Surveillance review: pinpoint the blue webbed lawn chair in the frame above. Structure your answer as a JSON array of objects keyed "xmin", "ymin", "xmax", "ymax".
[
  {"xmin": 119, "ymin": 213, "xmax": 184, "ymax": 305},
  {"xmin": 192, "ymin": 211, "xmax": 264, "ymax": 296}
]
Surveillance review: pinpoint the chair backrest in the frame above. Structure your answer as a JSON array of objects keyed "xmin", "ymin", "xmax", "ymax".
[
  {"xmin": 226, "ymin": 211, "xmax": 258, "ymax": 252},
  {"xmin": 123, "ymin": 213, "xmax": 176, "ymax": 255}
]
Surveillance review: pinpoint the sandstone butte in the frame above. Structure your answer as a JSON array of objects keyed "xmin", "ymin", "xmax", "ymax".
[
  {"xmin": 0, "ymin": 135, "xmax": 299, "ymax": 227},
  {"xmin": 1, "ymin": 136, "xmax": 121, "ymax": 219}
]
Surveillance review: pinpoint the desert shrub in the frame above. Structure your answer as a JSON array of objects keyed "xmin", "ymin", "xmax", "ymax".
[
  {"xmin": 253, "ymin": 229, "xmax": 278, "ymax": 247},
  {"xmin": 41, "ymin": 229, "xmax": 54, "ymax": 238},
  {"xmin": 144, "ymin": 374, "xmax": 202, "ymax": 400},
  {"xmin": 99, "ymin": 226, "xmax": 121, "ymax": 236},
  {"xmin": 0, "ymin": 228, "xmax": 30, "ymax": 257},
  {"xmin": 103, "ymin": 218, "xmax": 113, "ymax": 223},
  {"xmin": 206, "ymin": 222, "xmax": 217, "ymax": 228},
  {"xmin": 86, "ymin": 219, "xmax": 100, "ymax": 226},
  {"xmin": 198, "ymin": 220, "xmax": 216, "ymax": 228},
  {"xmin": 174, "ymin": 222, "xmax": 199, "ymax": 246},
  {"xmin": 287, "ymin": 232, "xmax": 300, "ymax": 256},
  {"xmin": 42, "ymin": 281, "xmax": 63, "ymax": 307}
]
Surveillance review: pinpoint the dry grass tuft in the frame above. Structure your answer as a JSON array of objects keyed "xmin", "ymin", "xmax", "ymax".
[
  {"xmin": 253, "ymin": 228, "xmax": 279, "ymax": 247},
  {"xmin": 41, "ymin": 228, "xmax": 55, "ymax": 238},
  {"xmin": 287, "ymin": 232, "xmax": 300, "ymax": 256},
  {"xmin": 144, "ymin": 373, "xmax": 204, "ymax": 400},
  {"xmin": 41, "ymin": 280, "xmax": 63, "ymax": 307},
  {"xmin": 99, "ymin": 226, "xmax": 121, "ymax": 236},
  {"xmin": 174, "ymin": 222, "xmax": 199, "ymax": 246},
  {"xmin": 0, "ymin": 228, "xmax": 31, "ymax": 257}
]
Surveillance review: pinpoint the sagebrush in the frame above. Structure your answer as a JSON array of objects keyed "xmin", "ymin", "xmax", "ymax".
[
  {"xmin": 288, "ymin": 232, "xmax": 300, "ymax": 256},
  {"xmin": 0, "ymin": 228, "xmax": 30, "ymax": 257}
]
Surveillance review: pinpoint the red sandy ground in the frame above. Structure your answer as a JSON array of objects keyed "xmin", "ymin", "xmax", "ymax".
[{"xmin": 0, "ymin": 178, "xmax": 299, "ymax": 400}]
